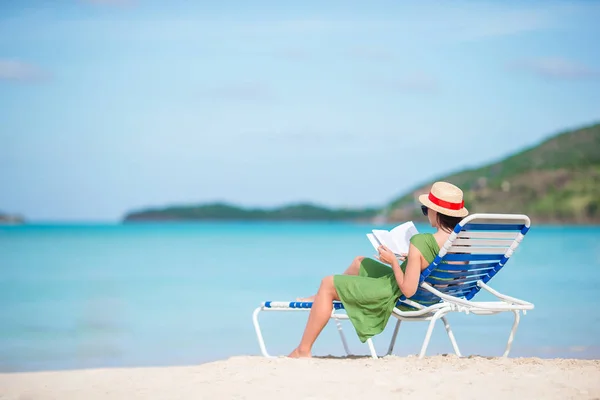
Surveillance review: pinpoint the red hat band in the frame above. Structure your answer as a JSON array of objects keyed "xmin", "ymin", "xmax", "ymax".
[{"xmin": 428, "ymin": 192, "xmax": 464, "ymax": 210}]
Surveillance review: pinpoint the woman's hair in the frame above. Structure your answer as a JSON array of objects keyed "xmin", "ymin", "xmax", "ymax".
[{"xmin": 436, "ymin": 213, "xmax": 463, "ymax": 232}]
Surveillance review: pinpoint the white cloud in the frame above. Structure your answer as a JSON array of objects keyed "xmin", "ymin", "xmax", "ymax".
[
  {"xmin": 445, "ymin": 8, "xmax": 550, "ymax": 41},
  {"xmin": 81, "ymin": 0, "xmax": 135, "ymax": 6},
  {"xmin": 512, "ymin": 57, "xmax": 599, "ymax": 80},
  {"xmin": 0, "ymin": 59, "xmax": 49, "ymax": 82},
  {"xmin": 198, "ymin": 82, "xmax": 274, "ymax": 102},
  {"xmin": 271, "ymin": 48, "xmax": 312, "ymax": 62},
  {"xmin": 347, "ymin": 46, "xmax": 394, "ymax": 62},
  {"xmin": 368, "ymin": 72, "xmax": 440, "ymax": 93}
]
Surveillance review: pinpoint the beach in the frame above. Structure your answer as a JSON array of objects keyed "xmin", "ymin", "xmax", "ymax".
[
  {"xmin": 1, "ymin": 355, "xmax": 599, "ymax": 400},
  {"xmin": 1, "ymin": 223, "xmax": 599, "ymax": 399}
]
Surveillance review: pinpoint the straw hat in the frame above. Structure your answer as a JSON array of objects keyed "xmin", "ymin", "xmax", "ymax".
[{"xmin": 418, "ymin": 181, "xmax": 469, "ymax": 218}]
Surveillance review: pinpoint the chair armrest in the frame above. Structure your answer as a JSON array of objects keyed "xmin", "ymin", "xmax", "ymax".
[
  {"xmin": 419, "ymin": 282, "xmax": 534, "ymax": 311},
  {"xmin": 476, "ymin": 281, "xmax": 535, "ymax": 310}
]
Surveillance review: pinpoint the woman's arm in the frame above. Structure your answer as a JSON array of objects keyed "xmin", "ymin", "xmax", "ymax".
[{"xmin": 379, "ymin": 243, "xmax": 423, "ymax": 298}]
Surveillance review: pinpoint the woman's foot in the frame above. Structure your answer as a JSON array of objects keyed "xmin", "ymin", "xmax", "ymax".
[
  {"xmin": 296, "ymin": 295, "xmax": 315, "ymax": 302},
  {"xmin": 288, "ymin": 347, "xmax": 312, "ymax": 358}
]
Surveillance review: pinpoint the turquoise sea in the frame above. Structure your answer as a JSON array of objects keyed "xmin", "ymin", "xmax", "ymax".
[{"xmin": 1, "ymin": 222, "xmax": 599, "ymax": 372}]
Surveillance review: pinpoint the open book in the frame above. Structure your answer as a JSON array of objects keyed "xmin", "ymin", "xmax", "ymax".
[{"xmin": 366, "ymin": 221, "xmax": 419, "ymax": 256}]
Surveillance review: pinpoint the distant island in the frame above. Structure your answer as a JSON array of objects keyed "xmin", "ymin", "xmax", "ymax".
[
  {"xmin": 123, "ymin": 122, "xmax": 600, "ymax": 224},
  {"xmin": 124, "ymin": 203, "xmax": 379, "ymax": 222},
  {"xmin": 0, "ymin": 212, "xmax": 25, "ymax": 225}
]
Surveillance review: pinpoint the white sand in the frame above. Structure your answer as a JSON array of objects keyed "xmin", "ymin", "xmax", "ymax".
[{"xmin": 1, "ymin": 355, "xmax": 599, "ymax": 400}]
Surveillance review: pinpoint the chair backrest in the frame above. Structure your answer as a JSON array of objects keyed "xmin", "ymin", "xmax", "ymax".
[{"xmin": 401, "ymin": 213, "xmax": 531, "ymax": 306}]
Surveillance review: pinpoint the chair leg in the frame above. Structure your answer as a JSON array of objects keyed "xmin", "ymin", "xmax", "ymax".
[
  {"xmin": 367, "ymin": 338, "xmax": 378, "ymax": 359},
  {"xmin": 252, "ymin": 307, "xmax": 272, "ymax": 358},
  {"xmin": 503, "ymin": 310, "xmax": 521, "ymax": 357},
  {"xmin": 418, "ymin": 309, "xmax": 446, "ymax": 359},
  {"xmin": 386, "ymin": 320, "xmax": 402, "ymax": 356},
  {"xmin": 440, "ymin": 316, "xmax": 462, "ymax": 357},
  {"xmin": 333, "ymin": 317, "xmax": 352, "ymax": 356}
]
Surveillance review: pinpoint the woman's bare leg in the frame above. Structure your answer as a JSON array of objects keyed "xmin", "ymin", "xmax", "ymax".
[
  {"xmin": 289, "ymin": 276, "xmax": 339, "ymax": 358},
  {"xmin": 344, "ymin": 256, "xmax": 365, "ymax": 275},
  {"xmin": 296, "ymin": 256, "xmax": 364, "ymax": 301}
]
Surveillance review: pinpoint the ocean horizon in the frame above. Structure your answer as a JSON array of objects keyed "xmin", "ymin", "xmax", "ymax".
[{"xmin": 1, "ymin": 221, "xmax": 599, "ymax": 372}]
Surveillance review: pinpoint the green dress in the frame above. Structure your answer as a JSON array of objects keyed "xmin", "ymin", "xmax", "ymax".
[{"xmin": 333, "ymin": 233, "xmax": 440, "ymax": 343}]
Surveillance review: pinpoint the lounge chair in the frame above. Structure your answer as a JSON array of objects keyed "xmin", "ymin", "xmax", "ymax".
[{"xmin": 252, "ymin": 213, "xmax": 535, "ymax": 359}]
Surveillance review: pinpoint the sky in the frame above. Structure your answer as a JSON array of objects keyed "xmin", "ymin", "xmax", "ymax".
[{"xmin": 1, "ymin": 0, "xmax": 599, "ymax": 221}]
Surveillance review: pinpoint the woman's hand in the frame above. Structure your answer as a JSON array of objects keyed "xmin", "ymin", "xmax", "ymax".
[{"xmin": 377, "ymin": 245, "xmax": 398, "ymax": 265}]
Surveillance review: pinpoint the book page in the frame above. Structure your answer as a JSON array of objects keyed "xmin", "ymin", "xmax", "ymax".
[
  {"xmin": 371, "ymin": 229, "xmax": 402, "ymax": 255},
  {"xmin": 366, "ymin": 233, "xmax": 380, "ymax": 250},
  {"xmin": 389, "ymin": 221, "xmax": 419, "ymax": 254}
]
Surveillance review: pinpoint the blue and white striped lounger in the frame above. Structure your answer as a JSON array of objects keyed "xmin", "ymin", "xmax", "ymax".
[{"xmin": 252, "ymin": 213, "xmax": 535, "ymax": 359}]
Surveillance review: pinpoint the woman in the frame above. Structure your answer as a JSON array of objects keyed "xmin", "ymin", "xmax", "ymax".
[{"xmin": 289, "ymin": 181, "xmax": 469, "ymax": 358}]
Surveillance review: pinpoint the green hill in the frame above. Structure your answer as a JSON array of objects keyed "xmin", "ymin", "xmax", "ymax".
[{"xmin": 385, "ymin": 122, "xmax": 600, "ymax": 224}]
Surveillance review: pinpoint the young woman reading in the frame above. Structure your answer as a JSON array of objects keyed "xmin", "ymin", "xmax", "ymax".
[{"xmin": 289, "ymin": 181, "xmax": 470, "ymax": 358}]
